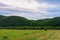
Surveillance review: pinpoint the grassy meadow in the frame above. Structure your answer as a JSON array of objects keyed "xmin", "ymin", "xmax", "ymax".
[{"xmin": 0, "ymin": 29, "xmax": 59, "ymax": 40}]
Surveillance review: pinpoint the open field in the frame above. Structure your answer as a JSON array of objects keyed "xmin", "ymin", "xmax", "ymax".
[{"xmin": 0, "ymin": 29, "xmax": 59, "ymax": 40}]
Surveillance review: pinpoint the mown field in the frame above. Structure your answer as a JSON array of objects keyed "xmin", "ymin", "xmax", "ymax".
[{"xmin": 0, "ymin": 29, "xmax": 59, "ymax": 40}]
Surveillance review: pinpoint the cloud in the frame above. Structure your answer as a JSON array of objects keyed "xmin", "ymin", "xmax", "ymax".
[
  {"xmin": 0, "ymin": 0, "xmax": 57, "ymax": 10},
  {"xmin": 0, "ymin": 0, "xmax": 60, "ymax": 20},
  {"xmin": 0, "ymin": 3, "xmax": 7, "ymax": 6},
  {"xmin": 0, "ymin": 0, "xmax": 39, "ymax": 10}
]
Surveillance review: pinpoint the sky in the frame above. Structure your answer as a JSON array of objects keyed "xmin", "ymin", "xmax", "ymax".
[{"xmin": 0, "ymin": 0, "xmax": 60, "ymax": 20}]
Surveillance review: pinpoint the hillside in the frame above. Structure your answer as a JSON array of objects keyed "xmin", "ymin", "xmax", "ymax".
[
  {"xmin": 0, "ymin": 15, "xmax": 60, "ymax": 29},
  {"xmin": 0, "ymin": 15, "xmax": 7, "ymax": 21},
  {"xmin": 36, "ymin": 17, "xmax": 60, "ymax": 26},
  {"xmin": 0, "ymin": 16, "xmax": 35, "ymax": 26}
]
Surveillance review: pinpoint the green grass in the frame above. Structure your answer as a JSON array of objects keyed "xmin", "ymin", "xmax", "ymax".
[{"xmin": 0, "ymin": 29, "xmax": 59, "ymax": 40}]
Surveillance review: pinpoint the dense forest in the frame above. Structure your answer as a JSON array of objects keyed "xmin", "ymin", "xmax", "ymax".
[{"xmin": 0, "ymin": 15, "xmax": 60, "ymax": 29}]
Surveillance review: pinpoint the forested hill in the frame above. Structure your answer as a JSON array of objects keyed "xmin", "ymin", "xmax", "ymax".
[{"xmin": 0, "ymin": 15, "xmax": 60, "ymax": 27}]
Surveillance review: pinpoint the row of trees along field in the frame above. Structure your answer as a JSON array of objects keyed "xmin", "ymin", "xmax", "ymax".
[{"xmin": 0, "ymin": 15, "xmax": 60, "ymax": 29}]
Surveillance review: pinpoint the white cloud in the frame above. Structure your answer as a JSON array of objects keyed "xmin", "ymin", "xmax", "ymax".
[
  {"xmin": 38, "ymin": 2, "xmax": 57, "ymax": 10},
  {"xmin": 0, "ymin": 0, "xmax": 60, "ymax": 20},
  {"xmin": 0, "ymin": 0, "xmax": 57, "ymax": 10},
  {"xmin": 0, "ymin": 0, "xmax": 39, "ymax": 10}
]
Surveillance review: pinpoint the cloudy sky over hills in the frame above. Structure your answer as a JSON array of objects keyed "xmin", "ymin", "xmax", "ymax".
[{"xmin": 0, "ymin": 0, "xmax": 60, "ymax": 20}]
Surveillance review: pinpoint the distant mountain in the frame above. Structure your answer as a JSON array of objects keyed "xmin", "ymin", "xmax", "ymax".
[
  {"xmin": 0, "ymin": 15, "xmax": 60, "ymax": 27},
  {"xmin": 37, "ymin": 17, "xmax": 60, "ymax": 26},
  {"xmin": 0, "ymin": 15, "xmax": 6, "ymax": 21},
  {"xmin": 0, "ymin": 16, "xmax": 34, "ymax": 26}
]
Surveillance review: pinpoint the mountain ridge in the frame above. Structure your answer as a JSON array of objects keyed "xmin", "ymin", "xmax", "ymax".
[{"xmin": 0, "ymin": 15, "xmax": 60, "ymax": 26}]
